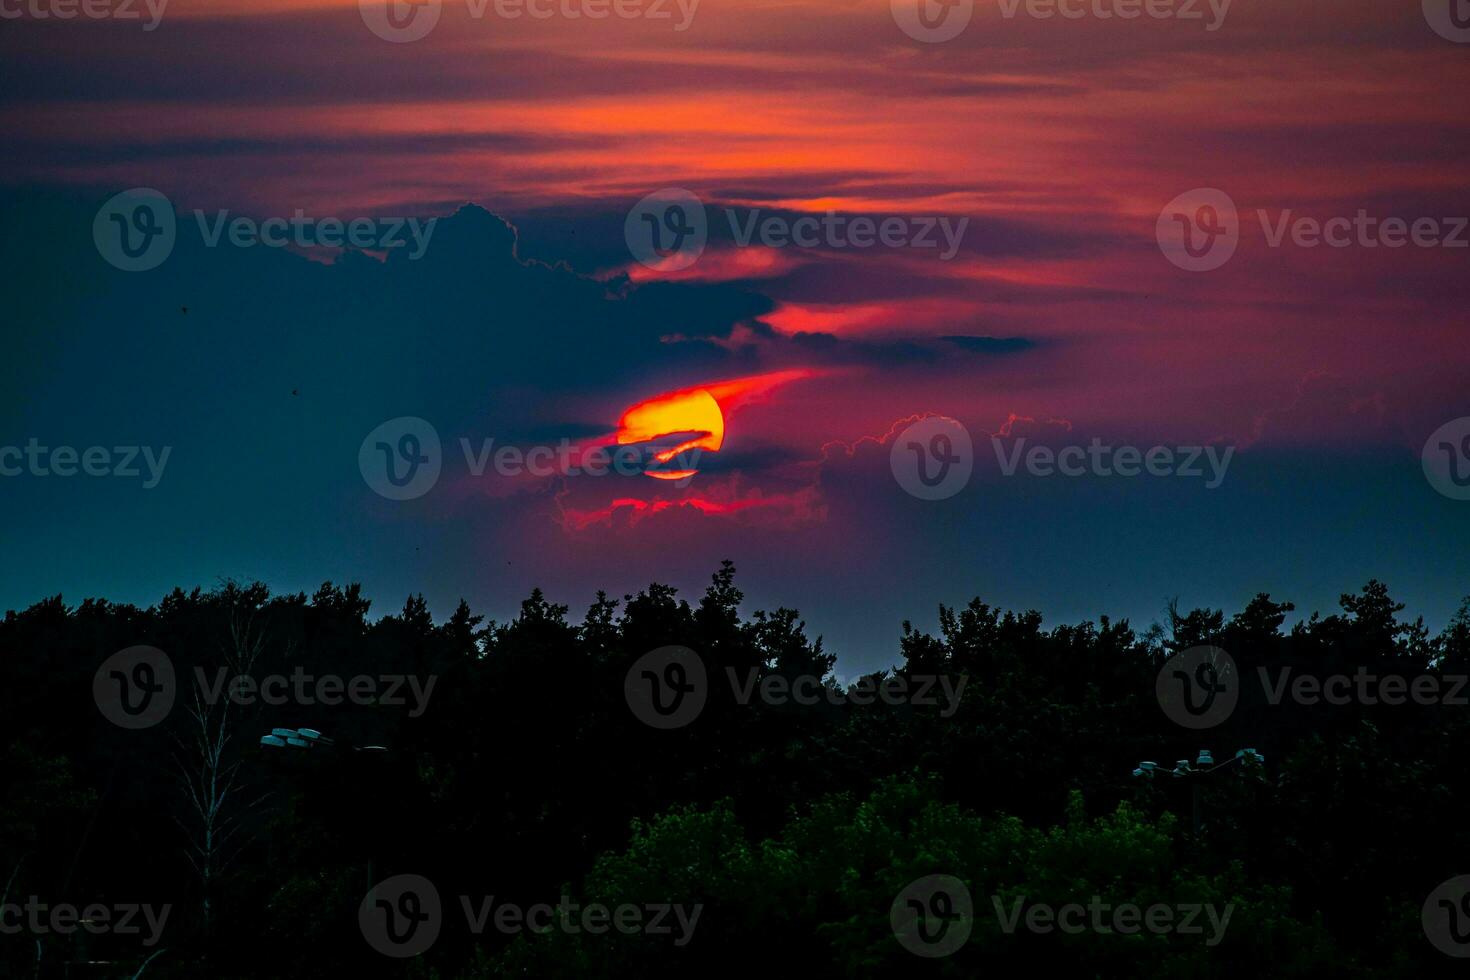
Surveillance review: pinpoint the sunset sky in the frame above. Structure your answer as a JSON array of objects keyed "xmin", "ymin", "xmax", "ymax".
[{"xmin": 3, "ymin": 0, "xmax": 1468, "ymax": 672}]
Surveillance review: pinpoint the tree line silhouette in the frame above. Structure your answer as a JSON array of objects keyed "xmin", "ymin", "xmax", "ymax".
[{"xmin": 2, "ymin": 562, "xmax": 1468, "ymax": 976}]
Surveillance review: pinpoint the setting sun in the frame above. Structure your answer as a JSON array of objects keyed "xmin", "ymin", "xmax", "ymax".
[{"xmin": 616, "ymin": 387, "xmax": 724, "ymax": 481}]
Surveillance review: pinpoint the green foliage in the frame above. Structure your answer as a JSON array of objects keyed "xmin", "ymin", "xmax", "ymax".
[{"xmin": 482, "ymin": 774, "xmax": 1360, "ymax": 978}]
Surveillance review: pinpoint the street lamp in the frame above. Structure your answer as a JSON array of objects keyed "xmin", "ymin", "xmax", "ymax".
[
  {"xmin": 1133, "ymin": 747, "xmax": 1264, "ymax": 780},
  {"xmin": 257, "ymin": 727, "xmax": 392, "ymax": 893},
  {"xmin": 1133, "ymin": 748, "xmax": 1266, "ymax": 834},
  {"xmin": 259, "ymin": 728, "xmax": 388, "ymax": 752}
]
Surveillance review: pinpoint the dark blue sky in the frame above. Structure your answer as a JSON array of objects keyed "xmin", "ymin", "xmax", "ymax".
[{"xmin": 4, "ymin": 188, "xmax": 1467, "ymax": 675}]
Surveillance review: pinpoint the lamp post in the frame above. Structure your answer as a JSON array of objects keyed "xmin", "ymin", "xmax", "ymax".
[
  {"xmin": 1133, "ymin": 748, "xmax": 1265, "ymax": 835},
  {"xmin": 258, "ymin": 728, "xmax": 388, "ymax": 752},
  {"xmin": 258, "ymin": 728, "xmax": 390, "ymax": 893}
]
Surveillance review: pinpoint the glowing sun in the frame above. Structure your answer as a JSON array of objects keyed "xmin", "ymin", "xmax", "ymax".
[{"xmin": 615, "ymin": 387, "xmax": 724, "ymax": 480}]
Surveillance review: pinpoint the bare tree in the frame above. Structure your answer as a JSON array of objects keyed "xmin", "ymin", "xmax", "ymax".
[
  {"xmin": 170, "ymin": 610, "xmax": 281, "ymax": 935},
  {"xmin": 0, "ymin": 856, "xmax": 39, "ymax": 979},
  {"xmin": 130, "ymin": 946, "xmax": 168, "ymax": 978},
  {"xmin": 1, "ymin": 855, "xmax": 21, "ymax": 908},
  {"xmin": 223, "ymin": 608, "xmax": 272, "ymax": 678}
]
